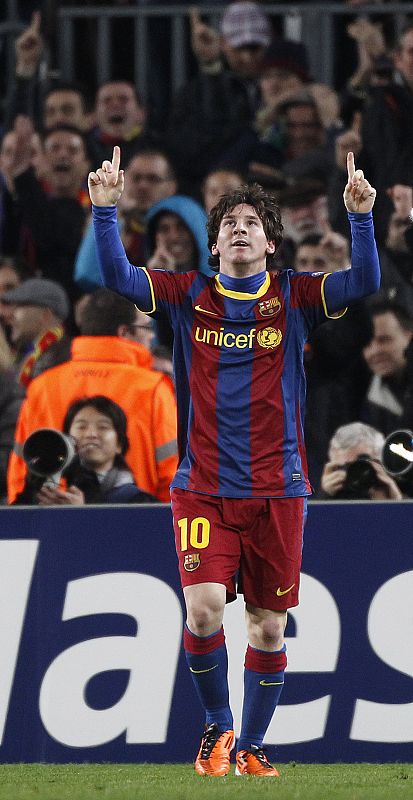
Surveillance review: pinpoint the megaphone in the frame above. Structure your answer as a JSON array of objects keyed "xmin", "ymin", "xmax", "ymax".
[
  {"xmin": 22, "ymin": 428, "xmax": 76, "ymax": 483},
  {"xmin": 382, "ymin": 429, "xmax": 413, "ymax": 477}
]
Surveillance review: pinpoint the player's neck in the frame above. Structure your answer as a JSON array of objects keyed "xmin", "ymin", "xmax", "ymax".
[{"xmin": 219, "ymin": 263, "xmax": 267, "ymax": 279}]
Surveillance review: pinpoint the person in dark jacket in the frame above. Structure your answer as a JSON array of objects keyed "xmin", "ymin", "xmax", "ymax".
[{"xmin": 13, "ymin": 395, "xmax": 156, "ymax": 505}]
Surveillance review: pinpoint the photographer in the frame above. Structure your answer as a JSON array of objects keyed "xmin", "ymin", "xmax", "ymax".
[
  {"xmin": 318, "ymin": 422, "xmax": 402, "ymax": 500},
  {"xmin": 13, "ymin": 395, "xmax": 156, "ymax": 505}
]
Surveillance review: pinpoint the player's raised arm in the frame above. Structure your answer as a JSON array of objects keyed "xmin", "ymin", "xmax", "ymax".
[
  {"xmin": 343, "ymin": 151, "xmax": 376, "ymax": 213},
  {"xmin": 88, "ymin": 145, "xmax": 125, "ymax": 207}
]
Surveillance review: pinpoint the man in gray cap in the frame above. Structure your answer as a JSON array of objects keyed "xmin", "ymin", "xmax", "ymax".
[{"xmin": 3, "ymin": 277, "xmax": 71, "ymax": 387}]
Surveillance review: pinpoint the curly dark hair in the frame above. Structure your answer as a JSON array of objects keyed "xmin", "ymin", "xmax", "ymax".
[{"xmin": 206, "ymin": 183, "xmax": 283, "ymax": 271}]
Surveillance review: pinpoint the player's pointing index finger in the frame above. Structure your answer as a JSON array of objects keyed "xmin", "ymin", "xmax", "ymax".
[
  {"xmin": 112, "ymin": 145, "xmax": 121, "ymax": 174},
  {"xmin": 347, "ymin": 151, "xmax": 355, "ymax": 182}
]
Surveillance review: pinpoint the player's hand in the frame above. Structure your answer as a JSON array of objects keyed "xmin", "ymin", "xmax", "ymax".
[
  {"xmin": 88, "ymin": 145, "xmax": 125, "ymax": 206},
  {"xmin": 343, "ymin": 152, "xmax": 376, "ymax": 213},
  {"xmin": 15, "ymin": 11, "xmax": 43, "ymax": 78},
  {"xmin": 320, "ymin": 461, "xmax": 347, "ymax": 496},
  {"xmin": 190, "ymin": 10, "xmax": 221, "ymax": 65}
]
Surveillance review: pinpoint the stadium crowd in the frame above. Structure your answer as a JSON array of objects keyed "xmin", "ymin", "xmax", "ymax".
[{"xmin": 1, "ymin": 0, "xmax": 413, "ymax": 504}]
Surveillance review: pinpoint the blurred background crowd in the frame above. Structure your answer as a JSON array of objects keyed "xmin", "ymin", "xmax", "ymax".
[{"xmin": 1, "ymin": 0, "xmax": 413, "ymax": 505}]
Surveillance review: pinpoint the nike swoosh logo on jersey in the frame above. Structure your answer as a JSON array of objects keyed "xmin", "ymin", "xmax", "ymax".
[
  {"xmin": 276, "ymin": 583, "xmax": 295, "ymax": 596},
  {"xmin": 194, "ymin": 304, "xmax": 219, "ymax": 316},
  {"xmin": 259, "ymin": 680, "xmax": 285, "ymax": 686},
  {"xmin": 189, "ymin": 664, "xmax": 219, "ymax": 674}
]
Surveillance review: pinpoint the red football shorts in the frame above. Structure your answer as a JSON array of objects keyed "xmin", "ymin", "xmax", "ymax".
[{"xmin": 170, "ymin": 488, "xmax": 306, "ymax": 611}]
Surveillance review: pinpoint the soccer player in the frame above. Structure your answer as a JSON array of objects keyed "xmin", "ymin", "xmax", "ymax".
[{"xmin": 88, "ymin": 146, "xmax": 380, "ymax": 777}]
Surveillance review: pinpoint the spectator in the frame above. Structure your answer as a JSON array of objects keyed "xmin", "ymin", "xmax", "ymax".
[
  {"xmin": 0, "ymin": 256, "xmax": 23, "ymax": 339},
  {"xmin": 359, "ymin": 23, "xmax": 413, "ymax": 241},
  {"xmin": 376, "ymin": 184, "xmax": 413, "ymax": 310},
  {"xmin": 293, "ymin": 231, "xmax": 350, "ymax": 274},
  {"xmin": 7, "ymin": 288, "xmax": 177, "ymax": 503},
  {"xmin": 146, "ymin": 195, "xmax": 211, "ymax": 275},
  {"xmin": 167, "ymin": 2, "xmax": 273, "ymax": 193},
  {"xmin": 217, "ymin": 45, "xmax": 338, "ymax": 187},
  {"xmin": 74, "ymin": 148, "xmax": 178, "ymax": 291},
  {"xmin": 145, "ymin": 194, "xmax": 212, "ymax": 352},
  {"xmin": 1, "ymin": 124, "xmax": 91, "ymax": 307},
  {"xmin": 14, "ymin": 395, "xmax": 156, "ymax": 505},
  {"xmin": 318, "ymin": 421, "xmax": 402, "ymax": 500},
  {"xmin": 202, "ymin": 167, "xmax": 245, "ymax": 214},
  {"xmin": 274, "ymin": 179, "xmax": 329, "ymax": 267},
  {"xmin": 0, "ymin": 369, "xmax": 25, "ymax": 503},
  {"xmin": 88, "ymin": 80, "xmax": 158, "ymax": 169},
  {"xmin": 2, "ymin": 277, "xmax": 71, "ymax": 386},
  {"xmin": 4, "ymin": 12, "xmax": 91, "ymax": 134},
  {"xmin": 361, "ymin": 301, "xmax": 413, "ymax": 436}
]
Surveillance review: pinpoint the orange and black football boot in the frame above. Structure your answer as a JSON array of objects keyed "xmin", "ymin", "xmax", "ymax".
[
  {"xmin": 235, "ymin": 745, "xmax": 280, "ymax": 777},
  {"xmin": 194, "ymin": 722, "xmax": 235, "ymax": 776}
]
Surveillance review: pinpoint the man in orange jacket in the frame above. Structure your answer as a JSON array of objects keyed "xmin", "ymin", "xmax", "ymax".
[{"xmin": 8, "ymin": 288, "xmax": 177, "ymax": 503}]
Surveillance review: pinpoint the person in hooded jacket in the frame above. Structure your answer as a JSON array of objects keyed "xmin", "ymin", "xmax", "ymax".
[{"xmin": 145, "ymin": 194, "xmax": 212, "ymax": 351}]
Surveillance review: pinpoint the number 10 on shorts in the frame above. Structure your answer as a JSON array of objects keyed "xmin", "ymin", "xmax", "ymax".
[{"xmin": 178, "ymin": 517, "xmax": 211, "ymax": 551}]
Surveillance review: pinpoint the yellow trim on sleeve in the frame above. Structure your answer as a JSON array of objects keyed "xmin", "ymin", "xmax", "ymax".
[
  {"xmin": 214, "ymin": 271, "xmax": 270, "ymax": 300},
  {"xmin": 134, "ymin": 267, "xmax": 157, "ymax": 314},
  {"xmin": 321, "ymin": 273, "xmax": 347, "ymax": 319}
]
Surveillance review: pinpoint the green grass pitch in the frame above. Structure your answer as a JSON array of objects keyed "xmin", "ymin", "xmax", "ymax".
[{"xmin": 0, "ymin": 763, "xmax": 411, "ymax": 800}]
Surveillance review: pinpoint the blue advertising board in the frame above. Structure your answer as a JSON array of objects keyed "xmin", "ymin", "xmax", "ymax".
[{"xmin": 0, "ymin": 501, "xmax": 412, "ymax": 763}]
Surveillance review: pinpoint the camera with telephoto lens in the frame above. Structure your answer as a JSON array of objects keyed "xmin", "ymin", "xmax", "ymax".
[
  {"xmin": 338, "ymin": 454, "xmax": 380, "ymax": 499},
  {"xmin": 22, "ymin": 428, "xmax": 76, "ymax": 485}
]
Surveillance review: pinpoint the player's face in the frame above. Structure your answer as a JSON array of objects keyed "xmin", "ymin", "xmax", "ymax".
[
  {"xmin": 212, "ymin": 204, "xmax": 275, "ymax": 276},
  {"xmin": 69, "ymin": 406, "xmax": 122, "ymax": 473},
  {"xmin": 362, "ymin": 312, "xmax": 412, "ymax": 378}
]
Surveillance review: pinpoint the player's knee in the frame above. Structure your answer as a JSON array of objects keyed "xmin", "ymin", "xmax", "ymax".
[
  {"xmin": 186, "ymin": 598, "xmax": 224, "ymax": 636},
  {"xmin": 249, "ymin": 613, "xmax": 286, "ymax": 650}
]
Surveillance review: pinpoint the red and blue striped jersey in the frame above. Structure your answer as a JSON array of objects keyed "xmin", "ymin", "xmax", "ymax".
[{"xmin": 93, "ymin": 206, "xmax": 381, "ymax": 498}]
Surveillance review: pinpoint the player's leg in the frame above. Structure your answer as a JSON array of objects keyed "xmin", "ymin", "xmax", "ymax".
[
  {"xmin": 235, "ymin": 606, "xmax": 287, "ymax": 776},
  {"xmin": 170, "ymin": 488, "xmax": 239, "ymax": 776},
  {"xmin": 184, "ymin": 582, "xmax": 234, "ymax": 776},
  {"xmin": 235, "ymin": 496, "xmax": 306, "ymax": 776}
]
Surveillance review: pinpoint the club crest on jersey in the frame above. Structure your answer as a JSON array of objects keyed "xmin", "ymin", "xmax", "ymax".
[
  {"xmin": 257, "ymin": 296, "xmax": 281, "ymax": 317},
  {"xmin": 184, "ymin": 553, "xmax": 201, "ymax": 572},
  {"xmin": 257, "ymin": 327, "xmax": 282, "ymax": 349}
]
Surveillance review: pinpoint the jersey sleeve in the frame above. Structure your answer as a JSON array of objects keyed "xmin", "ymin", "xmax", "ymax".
[
  {"xmin": 323, "ymin": 211, "xmax": 380, "ymax": 313},
  {"xmin": 290, "ymin": 211, "xmax": 380, "ymax": 329},
  {"xmin": 92, "ymin": 205, "xmax": 196, "ymax": 323}
]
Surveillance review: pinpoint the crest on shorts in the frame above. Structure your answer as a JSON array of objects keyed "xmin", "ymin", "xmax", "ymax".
[
  {"xmin": 257, "ymin": 296, "xmax": 281, "ymax": 317},
  {"xmin": 184, "ymin": 553, "xmax": 201, "ymax": 572}
]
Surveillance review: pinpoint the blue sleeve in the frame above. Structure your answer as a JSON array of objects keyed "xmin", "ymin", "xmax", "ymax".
[
  {"xmin": 92, "ymin": 204, "xmax": 152, "ymax": 310},
  {"xmin": 323, "ymin": 212, "xmax": 381, "ymax": 315}
]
